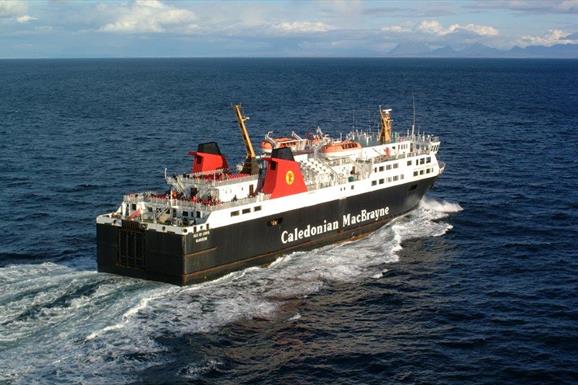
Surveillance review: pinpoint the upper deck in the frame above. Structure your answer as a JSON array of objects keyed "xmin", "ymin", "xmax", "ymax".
[{"xmin": 97, "ymin": 107, "xmax": 442, "ymax": 230}]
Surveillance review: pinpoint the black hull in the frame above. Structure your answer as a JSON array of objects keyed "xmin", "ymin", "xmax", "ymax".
[{"xmin": 97, "ymin": 176, "xmax": 436, "ymax": 285}]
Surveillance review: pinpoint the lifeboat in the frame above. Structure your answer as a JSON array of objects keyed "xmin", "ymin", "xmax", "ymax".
[
  {"xmin": 260, "ymin": 137, "xmax": 301, "ymax": 154},
  {"xmin": 320, "ymin": 140, "xmax": 362, "ymax": 159}
]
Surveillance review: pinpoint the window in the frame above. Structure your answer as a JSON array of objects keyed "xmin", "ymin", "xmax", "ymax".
[
  {"xmin": 351, "ymin": 185, "xmax": 355, "ymax": 190},
  {"xmin": 379, "ymin": 166, "xmax": 384, "ymax": 172},
  {"xmin": 393, "ymin": 163, "xmax": 398, "ymax": 169},
  {"xmin": 426, "ymin": 169, "xmax": 431, "ymax": 174},
  {"xmin": 393, "ymin": 175, "xmax": 399, "ymax": 181},
  {"xmin": 196, "ymin": 211, "xmax": 201, "ymax": 218},
  {"xmin": 407, "ymin": 160, "xmax": 412, "ymax": 166},
  {"xmin": 182, "ymin": 211, "xmax": 188, "ymax": 217},
  {"xmin": 386, "ymin": 165, "xmax": 391, "ymax": 170},
  {"xmin": 254, "ymin": 206, "xmax": 262, "ymax": 212},
  {"xmin": 231, "ymin": 211, "xmax": 239, "ymax": 217},
  {"xmin": 401, "ymin": 175, "xmax": 405, "ymax": 179},
  {"xmin": 413, "ymin": 171, "xmax": 418, "ymax": 176},
  {"xmin": 420, "ymin": 158, "xmax": 425, "ymax": 165},
  {"xmin": 387, "ymin": 177, "xmax": 392, "ymax": 182},
  {"xmin": 379, "ymin": 179, "xmax": 384, "ymax": 184},
  {"xmin": 242, "ymin": 208, "xmax": 251, "ymax": 214},
  {"xmin": 427, "ymin": 157, "xmax": 431, "ymax": 163},
  {"xmin": 372, "ymin": 180, "xmax": 377, "ymax": 186},
  {"xmin": 420, "ymin": 170, "xmax": 424, "ymax": 175},
  {"xmin": 131, "ymin": 204, "xmax": 137, "ymax": 210}
]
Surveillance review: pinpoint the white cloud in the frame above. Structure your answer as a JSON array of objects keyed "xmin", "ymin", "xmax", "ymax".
[
  {"xmin": 518, "ymin": 29, "xmax": 577, "ymax": 47},
  {"xmin": 0, "ymin": 0, "xmax": 36, "ymax": 23},
  {"xmin": 16, "ymin": 15, "xmax": 36, "ymax": 23},
  {"xmin": 469, "ymin": 0, "xmax": 578, "ymax": 14},
  {"xmin": 274, "ymin": 21, "xmax": 332, "ymax": 34},
  {"xmin": 417, "ymin": 20, "xmax": 498, "ymax": 37},
  {"xmin": 381, "ymin": 24, "xmax": 411, "ymax": 33},
  {"xmin": 100, "ymin": 0, "xmax": 197, "ymax": 33},
  {"xmin": 381, "ymin": 20, "xmax": 498, "ymax": 39},
  {"xmin": 0, "ymin": 0, "xmax": 26, "ymax": 18}
]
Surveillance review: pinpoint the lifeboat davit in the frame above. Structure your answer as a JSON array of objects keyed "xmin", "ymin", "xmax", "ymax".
[{"xmin": 320, "ymin": 140, "xmax": 362, "ymax": 159}]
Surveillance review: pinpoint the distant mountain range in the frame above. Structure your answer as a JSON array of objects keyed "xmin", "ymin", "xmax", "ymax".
[{"xmin": 387, "ymin": 42, "xmax": 578, "ymax": 59}]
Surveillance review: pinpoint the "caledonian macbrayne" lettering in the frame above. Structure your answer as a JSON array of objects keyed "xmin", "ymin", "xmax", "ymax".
[{"xmin": 281, "ymin": 206, "xmax": 390, "ymax": 244}]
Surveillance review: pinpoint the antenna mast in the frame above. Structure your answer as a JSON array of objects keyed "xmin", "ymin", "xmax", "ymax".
[{"xmin": 411, "ymin": 94, "xmax": 416, "ymax": 138}]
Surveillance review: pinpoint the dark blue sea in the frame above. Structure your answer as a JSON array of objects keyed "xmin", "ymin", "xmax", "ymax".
[{"xmin": 0, "ymin": 58, "xmax": 577, "ymax": 385}]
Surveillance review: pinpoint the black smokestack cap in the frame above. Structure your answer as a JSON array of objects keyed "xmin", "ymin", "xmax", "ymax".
[
  {"xmin": 271, "ymin": 147, "xmax": 295, "ymax": 161},
  {"xmin": 197, "ymin": 142, "xmax": 222, "ymax": 155}
]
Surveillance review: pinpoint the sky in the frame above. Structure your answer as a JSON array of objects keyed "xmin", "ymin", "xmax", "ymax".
[{"xmin": 1, "ymin": 0, "xmax": 578, "ymax": 58}]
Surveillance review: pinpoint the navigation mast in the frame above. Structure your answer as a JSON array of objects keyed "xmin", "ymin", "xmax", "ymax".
[
  {"xmin": 233, "ymin": 104, "xmax": 259, "ymax": 175},
  {"xmin": 378, "ymin": 106, "xmax": 392, "ymax": 144},
  {"xmin": 411, "ymin": 94, "xmax": 416, "ymax": 138}
]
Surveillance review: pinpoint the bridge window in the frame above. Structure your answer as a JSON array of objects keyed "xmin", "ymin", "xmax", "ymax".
[
  {"xmin": 231, "ymin": 211, "xmax": 239, "ymax": 217},
  {"xmin": 407, "ymin": 160, "xmax": 412, "ymax": 166},
  {"xmin": 254, "ymin": 206, "xmax": 262, "ymax": 212},
  {"xmin": 372, "ymin": 180, "xmax": 377, "ymax": 186},
  {"xmin": 413, "ymin": 171, "xmax": 418, "ymax": 177},
  {"xmin": 242, "ymin": 208, "xmax": 251, "ymax": 214},
  {"xmin": 379, "ymin": 166, "xmax": 384, "ymax": 171}
]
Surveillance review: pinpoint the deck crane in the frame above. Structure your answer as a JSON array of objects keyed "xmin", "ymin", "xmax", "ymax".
[{"xmin": 233, "ymin": 104, "xmax": 259, "ymax": 175}]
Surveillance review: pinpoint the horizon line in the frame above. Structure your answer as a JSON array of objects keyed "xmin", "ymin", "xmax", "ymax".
[{"xmin": 1, "ymin": 56, "xmax": 578, "ymax": 60}]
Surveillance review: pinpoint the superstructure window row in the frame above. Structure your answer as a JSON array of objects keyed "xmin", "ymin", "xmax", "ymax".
[
  {"xmin": 230, "ymin": 205, "xmax": 262, "ymax": 217},
  {"xmin": 413, "ymin": 168, "xmax": 434, "ymax": 177},
  {"xmin": 372, "ymin": 174, "xmax": 404, "ymax": 186},
  {"xmin": 374, "ymin": 162, "xmax": 399, "ymax": 173}
]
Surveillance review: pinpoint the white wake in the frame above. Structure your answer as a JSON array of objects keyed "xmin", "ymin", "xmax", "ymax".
[{"xmin": 0, "ymin": 197, "xmax": 461, "ymax": 384}]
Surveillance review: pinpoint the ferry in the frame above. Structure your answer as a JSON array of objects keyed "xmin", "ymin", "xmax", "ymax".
[{"xmin": 96, "ymin": 105, "xmax": 444, "ymax": 285}]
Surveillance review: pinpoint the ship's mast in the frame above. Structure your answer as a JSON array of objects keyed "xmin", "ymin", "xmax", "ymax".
[
  {"xmin": 378, "ymin": 106, "xmax": 392, "ymax": 144},
  {"xmin": 233, "ymin": 104, "xmax": 259, "ymax": 175},
  {"xmin": 411, "ymin": 94, "xmax": 416, "ymax": 139}
]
